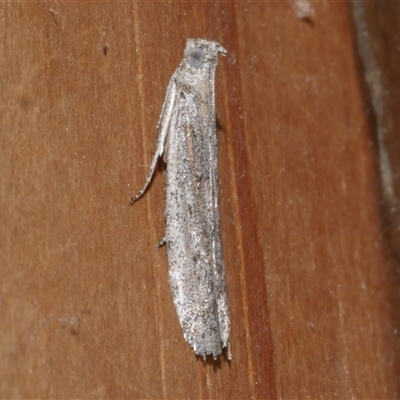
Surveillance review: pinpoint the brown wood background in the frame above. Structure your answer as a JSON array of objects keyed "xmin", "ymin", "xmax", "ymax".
[{"xmin": 1, "ymin": 1, "xmax": 399, "ymax": 398}]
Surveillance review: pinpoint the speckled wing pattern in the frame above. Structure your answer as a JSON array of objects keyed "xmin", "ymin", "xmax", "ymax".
[{"xmin": 131, "ymin": 39, "xmax": 230, "ymax": 359}]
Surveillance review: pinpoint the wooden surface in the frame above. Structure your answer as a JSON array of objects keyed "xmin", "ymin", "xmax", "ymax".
[
  {"xmin": 1, "ymin": 2, "xmax": 398, "ymax": 398},
  {"xmin": 353, "ymin": 1, "xmax": 400, "ymax": 257}
]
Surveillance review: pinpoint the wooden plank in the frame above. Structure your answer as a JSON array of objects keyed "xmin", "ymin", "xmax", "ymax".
[{"xmin": 0, "ymin": 2, "xmax": 397, "ymax": 398}]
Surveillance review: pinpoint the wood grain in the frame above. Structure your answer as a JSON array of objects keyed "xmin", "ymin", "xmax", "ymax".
[{"xmin": 1, "ymin": 2, "xmax": 398, "ymax": 398}]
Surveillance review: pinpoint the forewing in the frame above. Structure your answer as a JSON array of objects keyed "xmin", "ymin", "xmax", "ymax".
[{"xmin": 164, "ymin": 81, "xmax": 229, "ymax": 359}]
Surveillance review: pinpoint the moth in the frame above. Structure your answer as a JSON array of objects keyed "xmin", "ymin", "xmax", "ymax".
[{"xmin": 131, "ymin": 38, "xmax": 230, "ymax": 360}]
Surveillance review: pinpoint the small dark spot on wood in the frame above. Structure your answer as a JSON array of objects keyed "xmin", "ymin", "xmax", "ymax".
[
  {"xmin": 69, "ymin": 325, "xmax": 80, "ymax": 336},
  {"xmin": 20, "ymin": 97, "xmax": 31, "ymax": 111},
  {"xmin": 103, "ymin": 46, "xmax": 108, "ymax": 56},
  {"xmin": 300, "ymin": 17, "xmax": 315, "ymax": 27},
  {"xmin": 216, "ymin": 116, "xmax": 224, "ymax": 132}
]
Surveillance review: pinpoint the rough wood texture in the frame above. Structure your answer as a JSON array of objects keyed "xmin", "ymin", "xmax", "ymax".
[
  {"xmin": 353, "ymin": 1, "xmax": 400, "ymax": 255},
  {"xmin": 1, "ymin": 2, "xmax": 398, "ymax": 398}
]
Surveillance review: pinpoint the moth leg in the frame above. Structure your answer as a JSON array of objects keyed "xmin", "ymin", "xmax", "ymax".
[
  {"xmin": 130, "ymin": 79, "xmax": 177, "ymax": 205},
  {"xmin": 227, "ymin": 342, "xmax": 232, "ymax": 360},
  {"xmin": 156, "ymin": 237, "xmax": 166, "ymax": 247}
]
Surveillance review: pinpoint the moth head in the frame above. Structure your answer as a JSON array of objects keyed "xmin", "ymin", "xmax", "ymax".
[{"xmin": 185, "ymin": 39, "xmax": 227, "ymax": 69}]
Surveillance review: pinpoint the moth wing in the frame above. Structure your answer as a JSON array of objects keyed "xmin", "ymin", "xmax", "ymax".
[{"xmin": 164, "ymin": 90, "xmax": 229, "ymax": 359}]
